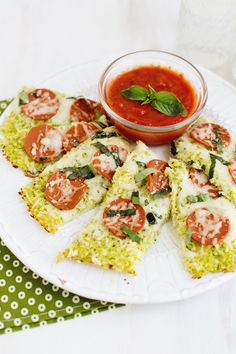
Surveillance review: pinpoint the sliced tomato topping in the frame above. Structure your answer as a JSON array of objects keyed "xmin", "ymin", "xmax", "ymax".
[
  {"xmin": 24, "ymin": 125, "xmax": 63, "ymax": 162},
  {"xmin": 70, "ymin": 98, "xmax": 105, "ymax": 122},
  {"xmin": 92, "ymin": 145, "xmax": 128, "ymax": 181},
  {"xmin": 186, "ymin": 207, "xmax": 230, "ymax": 245},
  {"xmin": 20, "ymin": 89, "xmax": 60, "ymax": 120},
  {"xmin": 45, "ymin": 171, "xmax": 87, "ymax": 210},
  {"xmin": 147, "ymin": 159, "xmax": 169, "ymax": 194},
  {"xmin": 103, "ymin": 198, "xmax": 146, "ymax": 238},
  {"xmin": 228, "ymin": 158, "xmax": 236, "ymax": 183},
  {"xmin": 62, "ymin": 122, "xmax": 100, "ymax": 152},
  {"xmin": 189, "ymin": 168, "xmax": 220, "ymax": 198},
  {"xmin": 190, "ymin": 122, "xmax": 231, "ymax": 150}
]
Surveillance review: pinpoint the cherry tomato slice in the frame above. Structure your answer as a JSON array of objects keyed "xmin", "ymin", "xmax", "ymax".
[
  {"xmin": 103, "ymin": 198, "xmax": 146, "ymax": 238},
  {"xmin": 20, "ymin": 89, "xmax": 60, "ymax": 120},
  {"xmin": 92, "ymin": 145, "xmax": 128, "ymax": 181},
  {"xmin": 190, "ymin": 122, "xmax": 231, "ymax": 150},
  {"xmin": 62, "ymin": 122, "xmax": 100, "ymax": 152},
  {"xmin": 186, "ymin": 207, "xmax": 230, "ymax": 245},
  {"xmin": 24, "ymin": 125, "xmax": 63, "ymax": 162},
  {"xmin": 45, "ymin": 171, "xmax": 87, "ymax": 210},
  {"xmin": 147, "ymin": 159, "xmax": 169, "ymax": 194}
]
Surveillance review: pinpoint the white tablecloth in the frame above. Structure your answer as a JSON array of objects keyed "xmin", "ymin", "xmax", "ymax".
[{"xmin": 1, "ymin": 1, "xmax": 236, "ymax": 353}]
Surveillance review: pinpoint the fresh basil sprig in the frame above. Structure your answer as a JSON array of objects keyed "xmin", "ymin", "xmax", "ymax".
[{"xmin": 121, "ymin": 84, "xmax": 188, "ymax": 117}]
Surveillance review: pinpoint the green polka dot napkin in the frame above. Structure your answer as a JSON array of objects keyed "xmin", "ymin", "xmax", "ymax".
[{"xmin": 0, "ymin": 99, "xmax": 123, "ymax": 335}]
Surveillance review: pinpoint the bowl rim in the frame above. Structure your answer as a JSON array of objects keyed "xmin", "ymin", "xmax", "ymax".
[{"xmin": 98, "ymin": 49, "xmax": 208, "ymax": 133}]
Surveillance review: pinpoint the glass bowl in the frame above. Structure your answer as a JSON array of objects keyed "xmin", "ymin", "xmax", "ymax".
[{"xmin": 98, "ymin": 50, "xmax": 208, "ymax": 145}]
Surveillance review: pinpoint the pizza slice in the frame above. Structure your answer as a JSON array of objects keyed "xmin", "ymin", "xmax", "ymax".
[
  {"xmin": 57, "ymin": 141, "xmax": 171, "ymax": 275},
  {"xmin": 172, "ymin": 116, "xmax": 236, "ymax": 207},
  {"xmin": 20, "ymin": 126, "xmax": 131, "ymax": 233},
  {"xmin": 0, "ymin": 87, "xmax": 109, "ymax": 176},
  {"xmin": 167, "ymin": 158, "xmax": 236, "ymax": 278}
]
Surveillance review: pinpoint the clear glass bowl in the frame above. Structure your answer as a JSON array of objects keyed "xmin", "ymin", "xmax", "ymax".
[{"xmin": 98, "ymin": 50, "xmax": 208, "ymax": 145}]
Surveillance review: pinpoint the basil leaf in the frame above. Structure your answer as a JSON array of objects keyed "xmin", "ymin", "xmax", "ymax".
[
  {"xmin": 106, "ymin": 208, "xmax": 136, "ymax": 217},
  {"xmin": 151, "ymin": 90, "xmax": 188, "ymax": 117},
  {"xmin": 209, "ymin": 153, "xmax": 230, "ymax": 179},
  {"xmin": 134, "ymin": 168, "xmax": 156, "ymax": 183},
  {"xmin": 19, "ymin": 91, "xmax": 29, "ymax": 105},
  {"xmin": 65, "ymin": 165, "xmax": 95, "ymax": 180},
  {"xmin": 131, "ymin": 191, "xmax": 140, "ymax": 204},
  {"xmin": 39, "ymin": 157, "xmax": 48, "ymax": 162},
  {"xmin": 92, "ymin": 131, "xmax": 118, "ymax": 140},
  {"xmin": 144, "ymin": 199, "xmax": 149, "ymax": 206},
  {"xmin": 146, "ymin": 212, "xmax": 157, "ymax": 225},
  {"xmin": 186, "ymin": 193, "xmax": 208, "ymax": 204},
  {"xmin": 110, "ymin": 151, "xmax": 122, "ymax": 167},
  {"xmin": 212, "ymin": 128, "xmax": 223, "ymax": 154},
  {"xmin": 136, "ymin": 161, "xmax": 147, "ymax": 168},
  {"xmin": 121, "ymin": 85, "xmax": 149, "ymax": 101},
  {"xmin": 153, "ymin": 187, "xmax": 171, "ymax": 198},
  {"xmin": 66, "ymin": 96, "xmax": 77, "ymax": 99},
  {"xmin": 120, "ymin": 226, "xmax": 141, "ymax": 243},
  {"xmin": 93, "ymin": 142, "xmax": 111, "ymax": 156},
  {"xmin": 170, "ymin": 141, "xmax": 177, "ymax": 156},
  {"xmin": 185, "ymin": 228, "xmax": 192, "ymax": 250}
]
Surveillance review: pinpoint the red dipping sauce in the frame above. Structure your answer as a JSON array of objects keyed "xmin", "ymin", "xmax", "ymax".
[{"xmin": 106, "ymin": 65, "xmax": 196, "ymax": 127}]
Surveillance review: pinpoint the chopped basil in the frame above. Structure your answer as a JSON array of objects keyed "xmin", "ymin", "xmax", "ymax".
[
  {"xmin": 93, "ymin": 142, "xmax": 111, "ymax": 156},
  {"xmin": 212, "ymin": 128, "xmax": 223, "ymax": 154},
  {"xmin": 95, "ymin": 110, "xmax": 103, "ymax": 119},
  {"xmin": 39, "ymin": 157, "xmax": 48, "ymax": 162},
  {"xmin": 92, "ymin": 131, "xmax": 118, "ymax": 140},
  {"xmin": 66, "ymin": 96, "xmax": 78, "ymax": 99},
  {"xmin": 187, "ymin": 160, "xmax": 194, "ymax": 166},
  {"xmin": 134, "ymin": 168, "xmax": 156, "ymax": 183},
  {"xmin": 93, "ymin": 142, "xmax": 122, "ymax": 167},
  {"xmin": 170, "ymin": 141, "xmax": 177, "ymax": 156},
  {"xmin": 131, "ymin": 191, "xmax": 140, "ymax": 204},
  {"xmin": 144, "ymin": 199, "xmax": 149, "ymax": 206},
  {"xmin": 209, "ymin": 153, "xmax": 229, "ymax": 179},
  {"xmin": 19, "ymin": 90, "xmax": 29, "ymax": 105},
  {"xmin": 120, "ymin": 226, "xmax": 141, "ymax": 243},
  {"xmin": 185, "ymin": 228, "xmax": 192, "ymax": 250},
  {"xmin": 153, "ymin": 187, "xmax": 171, "ymax": 198},
  {"xmin": 106, "ymin": 208, "xmax": 136, "ymax": 217},
  {"xmin": 73, "ymin": 140, "xmax": 80, "ymax": 147},
  {"xmin": 63, "ymin": 165, "xmax": 95, "ymax": 180},
  {"xmin": 136, "ymin": 161, "xmax": 147, "ymax": 168},
  {"xmin": 93, "ymin": 120, "xmax": 107, "ymax": 129},
  {"xmin": 201, "ymin": 164, "xmax": 206, "ymax": 171},
  {"xmin": 146, "ymin": 212, "xmax": 157, "ymax": 225},
  {"xmin": 186, "ymin": 193, "xmax": 208, "ymax": 204}
]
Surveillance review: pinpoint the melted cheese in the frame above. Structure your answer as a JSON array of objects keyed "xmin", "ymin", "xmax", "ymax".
[{"xmin": 40, "ymin": 129, "xmax": 63, "ymax": 155}]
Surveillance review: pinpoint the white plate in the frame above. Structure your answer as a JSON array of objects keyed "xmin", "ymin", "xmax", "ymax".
[{"xmin": 1, "ymin": 59, "xmax": 236, "ymax": 304}]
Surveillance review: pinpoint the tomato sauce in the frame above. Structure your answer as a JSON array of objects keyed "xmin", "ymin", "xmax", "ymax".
[{"xmin": 106, "ymin": 66, "xmax": 196, "ymax": 127}]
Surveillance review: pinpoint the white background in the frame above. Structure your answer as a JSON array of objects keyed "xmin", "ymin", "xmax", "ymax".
[{"xmin": 1, "ymin": 1, "xmax": 236, "ymax": 353}]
